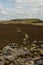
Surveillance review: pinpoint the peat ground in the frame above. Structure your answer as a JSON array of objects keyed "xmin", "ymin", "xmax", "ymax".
[{"xmin": 0, "ymin": 24, "xmax": 43, "ymax": 49}]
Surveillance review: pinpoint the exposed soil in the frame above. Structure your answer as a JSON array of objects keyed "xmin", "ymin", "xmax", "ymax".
[{"xmin": 0, "ymin": 24, "xmax": 43, "ymax": 49}]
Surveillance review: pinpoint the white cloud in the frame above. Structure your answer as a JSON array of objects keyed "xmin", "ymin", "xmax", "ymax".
[
  {"xmin": 0, "ymin": 0, "xmax": 43, "ymax": 20},
  {"xmin": 15, "ymin": 0, "xmax": 43, "ymax": 20},
  {"xmin": 0, "ymin": 4, "xmax": 8, "ymax": 15}
]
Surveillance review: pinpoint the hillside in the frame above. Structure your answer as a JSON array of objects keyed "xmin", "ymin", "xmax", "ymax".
[
  {"xmin": 0, "ymin": 18, "xmax": 43, "ymax": 24},
  {"xmin": 10, "ymin": 18, "xmax": 43, "ymax": 23}
]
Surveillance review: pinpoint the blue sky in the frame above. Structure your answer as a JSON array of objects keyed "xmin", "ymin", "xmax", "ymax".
[{"xmin": 0, "ymin": 0, "xmax": 43, "ymax": 20}]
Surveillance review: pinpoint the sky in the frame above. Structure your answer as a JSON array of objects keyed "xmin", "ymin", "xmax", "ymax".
[{"xmin": 0, "ymin": 0, "xmax": 43, "ymax": 20}]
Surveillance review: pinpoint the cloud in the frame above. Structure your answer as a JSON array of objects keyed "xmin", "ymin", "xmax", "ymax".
[
  {"xmin": 15, "ymin": 0, "xmax": 43, "ymax": 19},
  {"xmin": 0, "ymin": 4, "xmax": 8, "ymax": 14},
  {"xmin": 0, "ymin": 0, "xmax": 43, "ymax": 20}
]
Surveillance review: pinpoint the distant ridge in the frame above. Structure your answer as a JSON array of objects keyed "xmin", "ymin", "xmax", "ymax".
[
  {"xmin": 10, "ymin": 18, "xmax": 41, "ymax": 21},
  {"xmin": 0, "ymin": 18, "xmax": 43, "ymax": 24},
  {"xmin": 10, "ymin": 18, "xmax": 43, "ymax": 23}
]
